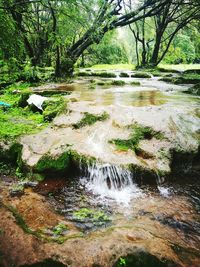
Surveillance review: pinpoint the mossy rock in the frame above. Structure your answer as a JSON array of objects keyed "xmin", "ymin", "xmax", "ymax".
[
  {"xmin": 109, "ymin": 124, "xmax": 165, "ymax": 153},
  {"xmin": 159, "ymin": 77, "xmax": 174, "ymax": 83},
  {"xmin": 157, "ymin": 67, "xmax": 180, "ymax": 73},
  {"xmin": 183, "ymin": 69, "xmax": 200, "ymax": 75},
  {"xmin": 77, "ymin": 72, "xmax": 91, "ymax": 77},
  {"xmin": 96, "ymin": 80, "xmax": 112, "ymax": 86},
  {"xmin": 130, "ymin": 81, "xmax": 141, "ymax": 86},
  {"xmin": 131, "ymin": 72, "xmax": 151, "ymax": 78},
  {"xmin": 72, "ymin": 112, "xmax": 109, "ymax": 129},
  {"xmin": 92, "ymin": 72, "xmax": 117, "ymax": 78},
  {"xmin": 173, "ymin": 76, "xmax": 200, "ymax": 85},
  {"xmin": 42, "ymin": 97, "xmax": 67, "ymax": 122},
  {"xmin": 119, "ymin": 72, "xmax": 129, "ymax": 78},
  {"xmin": 112, "ymin": 80, "xmax": 126, "ymax": 86},
  {"xmin": 35, "ymin": 152, "xmax": 70, "ymax": 173},
  {"xmin": 17, "ymin": 91, "xmax": 32, "ymax": 108},
  {"xmin": 184, "ymin": 83, "xmax": 200, "ymax": 96},
  {"xmin": 36, "ymin": 90, "xmax": 70, "ymax": 96}
]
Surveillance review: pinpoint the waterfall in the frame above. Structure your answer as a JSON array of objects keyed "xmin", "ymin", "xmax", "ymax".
[{"xmin": 80, "ymin": 162, "xmax": 143, "ymax": 206}]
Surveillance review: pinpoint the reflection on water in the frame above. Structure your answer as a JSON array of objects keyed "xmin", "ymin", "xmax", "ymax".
[{"xmin": 70, "ymin": 88, "xmax": 168, "ymax": 107}]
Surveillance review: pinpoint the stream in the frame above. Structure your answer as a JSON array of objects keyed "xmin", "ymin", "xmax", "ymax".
[{"xmin": 1, "ymin": 70, "xmax": 200, "ymax": 266}]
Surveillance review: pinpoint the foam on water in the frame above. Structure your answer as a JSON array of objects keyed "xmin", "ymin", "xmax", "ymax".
[{"xmin": 80, "ymin": 163, "xmax": 143, "ymax": 206}]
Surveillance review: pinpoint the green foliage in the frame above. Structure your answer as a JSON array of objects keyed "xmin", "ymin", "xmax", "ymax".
[
  {"xmin": 73, "ymin": 112, "xmax": 110, "ymax": 129},
  {"xmin": 109, "ymin": 124, "xmax": 165, "ymax": 152},
  {"xmin": 164, "ymin": 34, "xmax": 196, "ymax": 64},
  {"xmin": 85, "ymin": 31, "xmax": 129, "ymax": 65}
]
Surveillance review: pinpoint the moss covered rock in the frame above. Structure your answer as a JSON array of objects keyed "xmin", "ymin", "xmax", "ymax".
[
  {"xmin": 131, "ymin": 72, "xmax": 151, "ymax": 78},
  {"xmin": 42, "ymin": 97, "xmax": 67, "ymax": 122}
]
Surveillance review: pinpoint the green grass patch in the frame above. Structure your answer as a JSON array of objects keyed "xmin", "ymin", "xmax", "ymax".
[
  {"xmin": 89, "ymin": 64, "xmax": 135, "ymax": 71},
  {"xmin": 159, "ymin": 64, "xmax": 200, "ymax": 72},
  {"xmin": 109, "ymin": 124, "xmax": 165, "ymax": 152},
  {"xmin": 0, "ymin": 106, "xmax": 46, "ymax": 141},
  {"xmin": 73, "ymin": 112, "xmax": 109, "ymax": 129}
]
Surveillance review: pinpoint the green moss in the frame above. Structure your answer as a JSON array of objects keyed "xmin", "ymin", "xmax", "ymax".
[
  {"xmin": 73, "ymin": 208, "xmax": 110, "ymax": 222},
  {"xmin": 35, "ymin": 152, "xmax": 70, "ymax": 173},
  {"xmin": 130, "ymin": 81, "xmax": 141, "ymax": 86},
  {"xmin": 92, "ymin": 72, "xmax": 117, "ymax": 78},
  {"xmin": 42, "ymin": 97, "xmax": 67, "ymax": 122},
  {"xmin": 159, "ymin": 74, "xmax": 200, "ymax": 85},
  {"xmin": 109, "ymin": 124, "xmax": 165, "ymax": 152},
  {"xmin": 119, "ymin": 72, "xmax": 129, "ymax": 78},
  {"xmin": 96, "ymin": 80, "xmax": 112, "ymax": 86},
  {"xmin": 77, "ymin": 71, "xmax": 91, "ymax": 77},
  {"xmin": 112, "ymin": 80, "xmax": 126, "ymax": 86},
  {"xmin": 6, "ymin": 205, "xmax": 43, "ymax": 238},
  {"xmin": 185, "ymin": 83, "xmax": 200, "ymax": 96},
  {"xmin": 32, "ymin": 173, "xmax": 45, "ymax": 181},
  {"xmin": 52, "ymin": 223, "xmax": 68, "ymax": 236},
  {"xmin": 73, "ymin": 112, "xmax": 109, "ymax": 129},
  {"xmin": 0, "ymin": 107, "xmax": 46, "ymax": 140},
  {"xmin": 4, "ymin": 204, "xmax": 83, "ymax": 244},
  {"xmin": 131, "ymin": 72, "xmax": 151, "ymax": 78},
  {"xmin": 0, "ymin": 87, "xmax": 48, "ymax": 141}
]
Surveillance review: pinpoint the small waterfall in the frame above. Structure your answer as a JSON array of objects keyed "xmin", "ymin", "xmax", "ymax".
[
  {"xmin": 156, "ymin": 173, "xmax": 171, "ymax": 198},
  {"xmin": 80, "ymin": 162, "xmax": 143, "ymax": 206}
]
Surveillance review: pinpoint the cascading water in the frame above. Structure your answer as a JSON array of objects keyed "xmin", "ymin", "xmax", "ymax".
[{"xmin": 80, "ymin": 162, "xmax": 143, "ymax": 206}]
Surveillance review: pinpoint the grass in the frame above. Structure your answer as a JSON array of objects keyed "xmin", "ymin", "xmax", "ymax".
[
  {"xmin": 159, "ymin": 64, "xmax": 200, "ymax": 72},
  {"xmin": 0, "ymin": 106, "xmax": 46, "ymax": 140},
  {"xmin": 0, "ymin": 83, "xmax": 67, "ymax": 140},
  {"xmin": 88, "ymin": 64, "xmax": 135, "ymax": 71},
  {"xmin": 72, "ymin": 112, "xmax": 109, "ymax": 129}
]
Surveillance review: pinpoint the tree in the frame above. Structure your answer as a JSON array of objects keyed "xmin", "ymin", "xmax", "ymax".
[
  {"xmin": 127, "ymin": 0, "xmax": 200, "ymax": 67},
  {"xmin": 0, "ymin": 0, "xmax": 170, "ymax": 77}
]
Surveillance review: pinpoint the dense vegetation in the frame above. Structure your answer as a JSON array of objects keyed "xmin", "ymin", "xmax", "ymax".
[{"xmin": 0, "ymin": 0, "xmax": 199, "ymax": 83}]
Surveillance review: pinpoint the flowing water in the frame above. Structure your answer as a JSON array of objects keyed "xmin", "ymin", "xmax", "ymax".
[
  {"xmin": 32, "ymin": 72, "xmax": 200, "ymax": 265},
  {"xmin": 80, "ymin": 163, "xmax": 143, "ymax": 206}
]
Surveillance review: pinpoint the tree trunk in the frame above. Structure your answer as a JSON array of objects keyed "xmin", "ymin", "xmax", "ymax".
[
  {"xmin": 55, "ymin": 46, "xmax": 61, "ymax": 77},
  {"xmin": 150, "ymin": 31, "xmax": 162, "ymax": 66}
]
